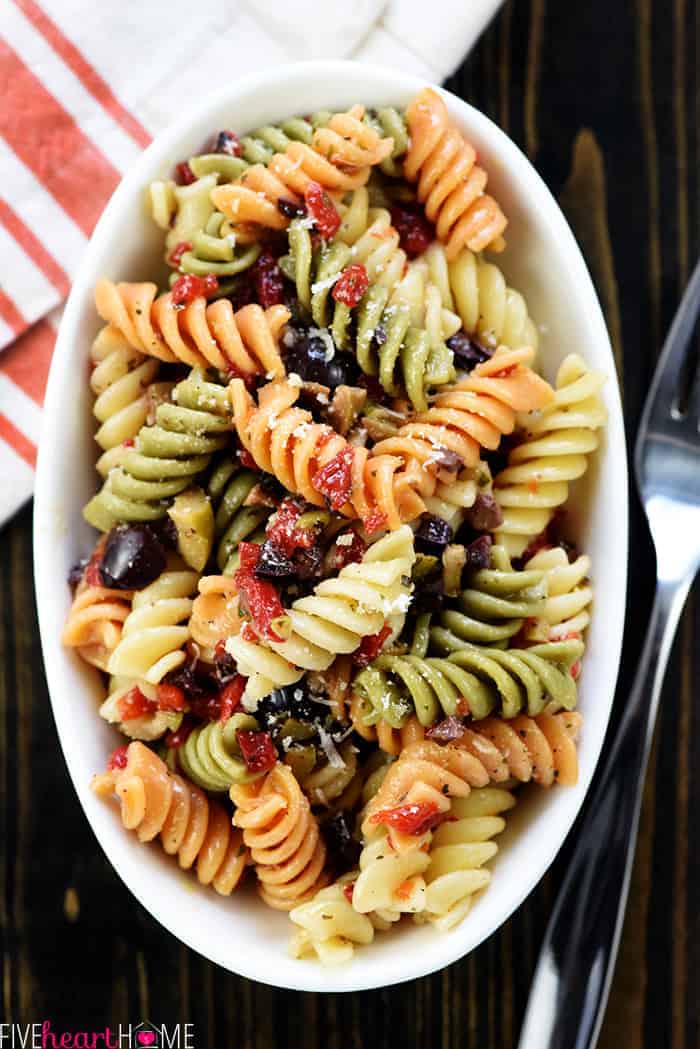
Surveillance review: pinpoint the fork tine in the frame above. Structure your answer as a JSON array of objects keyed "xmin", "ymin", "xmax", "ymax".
[
  {"xmin": 640, "ymin": 258, "xmax": 700, "ymax": 431},
  {"xmin": 685, "ymin": 363, "xmax": 700, "ymax": 428}
]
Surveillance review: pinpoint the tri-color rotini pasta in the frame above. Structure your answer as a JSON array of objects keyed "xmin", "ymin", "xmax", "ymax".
[{"xmin": 65, "ymin": 86, "xmax": 605, "ymax": 966}]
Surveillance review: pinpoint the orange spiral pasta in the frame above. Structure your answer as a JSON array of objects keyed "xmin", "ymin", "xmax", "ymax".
[
  {"xmin": 230, "ymin": 378, "xmax": 419, "ymax": 527},
  {"xmin": 92, "ymin": 742, "xmax": 249, "ymax": 895},
  {"xmin": 62, "ymin": 579, "xmax": 132, "ymax": 672},
  {"xmin": 211, "ymin": 106, "xmax": 394, "ymax": 236},
  {"xmin": 373, "ymin": 348, "xmax": 555, "ymax": 498},
  {"xmin": 189, "ymin": 575, "xmax": 241, "ymax": 651},
  {"xmin": 231, "ymin": 763, "xmax": 328, "ymax": 910},
  {"xmin": 457, "ymin": 711, "xmax": 582, "ymax": 787},
  {"xmin": 94, "ymin": 279, "xmax": 289, "ymax": 378},
  {"xmin": 405, "ymin": 87, "xmax": 507, "ymax": 258}
]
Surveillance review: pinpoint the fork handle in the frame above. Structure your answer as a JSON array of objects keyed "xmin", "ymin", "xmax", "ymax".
[{"xmin": 517, "ymin": 577, "xmax": 692, "ymax": 1049}]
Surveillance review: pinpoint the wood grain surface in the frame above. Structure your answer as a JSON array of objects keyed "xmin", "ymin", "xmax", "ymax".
[{"xmin": 1, "ymin": 1, "xmax": 699, "ymax": 1045}]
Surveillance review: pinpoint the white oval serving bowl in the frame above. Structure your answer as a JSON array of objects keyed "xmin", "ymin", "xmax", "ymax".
[{"xmin": 34, "ymin": 59, "xmax": 628, "ymax": 992}]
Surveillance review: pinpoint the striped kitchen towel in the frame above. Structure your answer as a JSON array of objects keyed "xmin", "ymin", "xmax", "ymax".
[{"xmin": 0, "ymin": 0, "xmax": 503, "ymax": 525}]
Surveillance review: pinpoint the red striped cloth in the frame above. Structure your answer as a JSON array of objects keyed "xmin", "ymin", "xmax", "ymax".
[{"xmin": 0, "ymin": 0, "xmax": 502, "ymax": 525}]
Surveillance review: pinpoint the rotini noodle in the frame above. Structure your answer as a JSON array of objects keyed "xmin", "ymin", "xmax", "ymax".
[
  {"xmin": 523, "ymin": 547, "xmax": 593, "ymax": 641},
  {"xmin": 108, "ymin": 569, "xmax": 199, "ymax": 683},
  {"xmin": 92, "ymin": 741, "xmax": 249, "ymax": 894},
  {"xmin": 177, "ymin": 712, "xmax": 263, "ymax": 792},
  {"xmin": 231, "ymin": 762, "xmax": 328, "ymax": 909},
  {"xmin": 457, "ymin": 711, "xmax": 582, "ymax": 787},
  {"xmin": 493, "ymin": 353, "xmax": 607, "ymax": 556},
  {"xmin": 405, "ymin": 88, "xmax": 507, "ymax": 257},
  {"xmin": 63, "ymin": 578, "xmax": 132, "ymax": 672},
  {"xmin": 94, "ymin": 278, "xmax": 289, "ymax": 377},
  {"xmin": 99, "ymin": 678, "xmax": 182, "ymax": 741}
]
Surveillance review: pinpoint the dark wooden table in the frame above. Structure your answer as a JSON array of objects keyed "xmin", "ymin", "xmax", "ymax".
[{"xmin": 1, "ymin": 1, "xmax": 698, "ymax": 1046}]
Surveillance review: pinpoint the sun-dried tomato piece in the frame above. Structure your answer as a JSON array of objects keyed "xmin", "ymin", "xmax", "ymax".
[
  {"xmin": 389, "ymin": 204, "xmax": 434, "ymax": 257},
  {"xmin": 369, "ymin": 801, "xmax": 447, "ymax": 836},
  {"xmin": 304, "ymin": 182, "xmax": 341, "ymax": 239},
  {"xmin": 175, "ymin": 161, "xmax": 196, "ymax": 186},
  {"xmin": 167, "ymin": 240, "xmax": 192, "ymax": 269},
  {"xmin": 156, "ymin": 683, "xmax": 187, "ymax": 712},
  {"xmin": 330, "ymin": 530, "xmax": 366, "ymax": 571},
  {"xmin": 171, "ymin": 273, "xmax": 219, "ymax": 306},
  {"xmin": 218, "ymin": 676, "xmax": 246, "ymax": 721},
  {"xmin": 237, "ymin": 730, "xmax": 277, "ymax": 773},
  {"xmin": 117, "ymin": 686, "xmax": 156, "ymax": 722},
  {"xmin": 107, "ymin": 745, "xmax": 129, "ymax": 771},
  {"xmin": 234, "ymin": 543, "xmax": 287, "ymax": 641},
  {"xmin": 362, "ymin": 509, "xmax": 388, "ymax": 536},
  {"xmin": 311, "ymin": 447, "xmax": 354, "ymax": 510},
  {"xmin": 342, "ymin": 882, "xmax": 355, "ymax": 904},
  {"xmin": 332, "ymin": 264, "xmax": 369, "ymax": 308},
  {"xmin": 355, "ymin": 624, "xmax": 392, "ymax": 668},
  {"xmin": 265, "ymin": 499, "xmax": 316, "ymax": 557},
  {"xmin": 252, "ymin": 251, "xmax": 285, "ymax": 308}
]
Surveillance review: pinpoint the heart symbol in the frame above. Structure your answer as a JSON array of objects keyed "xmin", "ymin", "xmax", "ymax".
[{"xmin": 137, "ymin": 1035, "xmax": 156, "ymax": 1047}]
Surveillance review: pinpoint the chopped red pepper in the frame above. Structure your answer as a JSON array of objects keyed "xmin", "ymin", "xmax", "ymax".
[
  {"xmin": 122, "ymin": 438, "xmax": 135, "ymax": 448},
  {"xmin": 218, "ymin": 676, "xmax": 246, "ymax": 721},
  {"xmin": 394, "ymin": 879, "xmax": 416, "ymax": 901},
  {"xmin": 165, "ymin": 719, "xmax": 195, "ymax": 749},
  {"xmin": 304, "ymin": 182, "xmax": 341, "ymax": 239},
  {"xmin": 171, "ymin": 273, "xmax": 219, "ymax": 306},
  {"xmin": 107, "ymin": 745, "xmax": 129, "ymax": 771},
  {"xmin": 355, "ymin": 624, "xmax": 392, "ymax": 668},
  {"xmin": 237, "ymin": 730, "xmax": 277, "ymax": 774},
  {"xmin": 167, "ymin": 240, "xmax": 192, "ymax": 269},
  {"xmin": 332, "ymin": 264, "xmax": 369, "ymax": 308},
  {"xmin": 369, "ymin": 801, "xmax": 447, "ymax": 836},
  {"xmin": 311, "ymin": 447, "xmax": 354, "ymax": 510},
  {"xmin": 266, "ymin": 499, "xmax": 316, "ymax": 557},
  {"xmin": 118, "ymin": 685, "xmax": 157, "ymax": 721},
  {"xmin": 156, "ymin": 683, "xmax": 187, "ymax": 712},
  {"xmin": 234, "ymin": 542, "xmax": 286, "ymax": 641},
  {"xmin": 342, "ymin": 882, "xmax": 355, "ymax": 904},
  {"xmin": 389, "ymin": 204, "xmax": 434, "ymax": 257},
  {"xmin": 175, "ymin": 161, "xmax": 196, "ymax": 186},
  {"xmin": 362, "ymin": 509, "xmax": 387, "ymax": 536},
  {"xmin": 251, "ymin": 251, "xmax": 285, "ymax": 308}
]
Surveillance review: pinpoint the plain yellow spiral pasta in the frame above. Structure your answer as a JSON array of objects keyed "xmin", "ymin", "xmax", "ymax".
[
  {"xmin": 226, "ymin": 525, "xmax": 415, "ymax": 704},
  {"xmin": 493, "ymin": 353, "xmax": 607, "ymax": 556},
  {"xmin": 92, "ymin": 742, "xmax": 249, "ymax": 895},
  {"xmin": 423, "ymin": 241, "xmax": 539, "ymax": 351},
  {"xmin": 231, "ymin": 763, "xmax": 328, "ymax": 910},
  {"xmin": 420, "ymin": 787, "xmax": 514, "ymax": 931},
  {"xmin": 523, "ymin": 547, "xmax": 593, "ymax": 642},
  {"xmin": 405, "ymin": 88, "xmax": 507, "ymax": 257},
  {"xmin": 108, "ymin": 569, "xmax": 199, "ymax": 683},
  {"xmin": 89, "ymin": 324, "xmax": 161, "ymax": 477},
  {"xmin": 94, "ymin": 279, "xmax": 289, "ymax": 378},
  {"xmin": 62, "ymin": 578, "xmax": 132, "ymax": 672},
  {"xmin": 289, "ymin": 874, "xmax": 378, "ymax": 965},
  {"xmin": 211, "ymin": 105, "xmax": 394, "ymax": 237}
]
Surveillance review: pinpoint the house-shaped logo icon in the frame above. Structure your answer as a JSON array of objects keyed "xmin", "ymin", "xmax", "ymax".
[{"xmin": 133, "ymin": 1022, "xmax": 160, "ymax": 1049}]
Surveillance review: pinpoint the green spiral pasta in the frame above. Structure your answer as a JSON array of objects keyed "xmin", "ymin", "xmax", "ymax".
[
  {"xmin": 436, "ymin": 544, "xmax": 547, "ymax": 646},
  {"xmin": 281, "ymin": 216, "xmax": 454, "ymax": 410},
  {"xmin": 363, "ymin": 107, "xmax": 408, "ymax": 177},
  {"xmin": 177, "ymin": 712, "xmax": 262, "ymax": 792},
  {"xmin": 83, "ymin": 369, "xmax": 231, "ymax": 532},
  {"xmin": 433, "ymin": 637, "xmax": 583, "ymax": 718},
  {"xmin": 207, "ymin": 459, "xmax": 273, "ymax": 574}
]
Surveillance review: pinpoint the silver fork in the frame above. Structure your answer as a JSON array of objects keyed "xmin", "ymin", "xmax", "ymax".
[{"xmin": 518, "ymin": 259, "xmax": 700, "ymax": 1049}]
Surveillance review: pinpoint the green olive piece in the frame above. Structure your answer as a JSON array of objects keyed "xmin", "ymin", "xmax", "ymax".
[{"xmin": 167, "ymin": 486, "xmax": 215, "ymax": 571}]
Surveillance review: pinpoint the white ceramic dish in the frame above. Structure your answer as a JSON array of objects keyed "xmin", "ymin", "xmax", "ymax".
[{"xmin": 33, "ymin": 60, "xmax": 628, "ymax": 992}]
